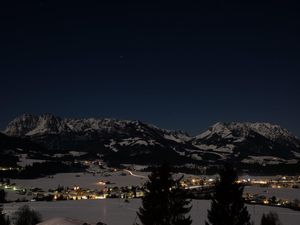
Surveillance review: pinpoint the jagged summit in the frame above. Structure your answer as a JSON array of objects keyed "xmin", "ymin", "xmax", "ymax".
[
  {"xmin": 3, "ymin": 114, "xmax": 191, "ymax": 164},
  {"xmin": 4, "ymin": 113, "xmax": 190, "ymax": 139},
  {"xmin": 196, "ymin": 122, "xmax": 297, "ymax": 142},
  {"xmin": 192, "ymin": 121, "xmax": 300, "ymax": 164},
  {"xmin": 5, "ymin": 113, "xmax": 66, "ymax": 136}
]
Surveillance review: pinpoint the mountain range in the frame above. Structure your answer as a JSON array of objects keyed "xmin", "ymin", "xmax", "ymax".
[{"xmin": 2, "ymin": 113, "xmax": 300, "ymax": 166}]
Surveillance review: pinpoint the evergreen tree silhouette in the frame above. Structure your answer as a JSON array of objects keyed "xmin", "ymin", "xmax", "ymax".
[
  {"xmin": 0, "ymin": 189, "xmax": 6, "ymax": 203},
  {"xmin": 0, "ymin": 205, "xmax": 10, "ymax": 225},
  {"xmin": 206, "ymin": 164, "xmax": 251, "ymax": 225},
  {"xmin": 261, "ymin": 212, "xmax": 281, "ymax": 225},
  {"xmin": 13, "ymin": 205, "xmax": 42, "ymax": 225},
  {"xmin": 138, "ymin": 163, "xmax": 192, "ymax": 225}
]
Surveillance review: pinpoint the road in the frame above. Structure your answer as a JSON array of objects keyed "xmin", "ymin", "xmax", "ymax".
[{"xmin": 123, "ymin": 169, "xmax": 147, "ymax": 179}]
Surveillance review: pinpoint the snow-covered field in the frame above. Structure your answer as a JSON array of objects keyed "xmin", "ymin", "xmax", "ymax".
[
  {"xmin": 37, "ymin": 217, "xmax": 85, "ymax": 225},
  {"xmin": 245, "ymin": 186, "xmax": 300, "ymax": 201},
  {"xmin": 10, "ymin": 171, "xmax": 300, "ymax": 202},
  {"xmin": 11, "ymin": 171, "xmax": 149, "ymax": 191},
  {"xmin": 4, "ymin": 199, "xmax": 300, "ymax": 225},
  {"xmin": 6, "ymin": 172, "xmax": 300, "ymax": 225}
]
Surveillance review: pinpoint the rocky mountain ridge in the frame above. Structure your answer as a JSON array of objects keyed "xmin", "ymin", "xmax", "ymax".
[{"xmin": 3, "ymin": 114, "xmax": 300, "ymax": 165}]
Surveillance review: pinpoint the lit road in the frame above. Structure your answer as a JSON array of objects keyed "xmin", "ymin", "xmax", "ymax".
[{"xmin": 123, "ymin": 169, "xmax": 147, "ymax": 179}]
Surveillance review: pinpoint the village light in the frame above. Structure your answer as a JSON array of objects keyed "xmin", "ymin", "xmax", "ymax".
[
  {"xmin": 263, "ymin": 199, "xmax": 269, "ymax": 204},
  {"xmin": 98, "ymin": 181, "xmax": 106, "ymax": 185}
]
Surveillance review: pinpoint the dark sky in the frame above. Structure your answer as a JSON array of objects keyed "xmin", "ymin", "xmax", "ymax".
[{"xmin": 0, "ymin": 0, "xmax": 300, "ymax": 136}]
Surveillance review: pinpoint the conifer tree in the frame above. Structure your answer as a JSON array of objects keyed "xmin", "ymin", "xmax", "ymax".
[
  {"xmin": 0, "ymin": 189, "xmax": 6, "ymax": 203},
  {"xmin": 138, "ymin": 163, "xmax": 192, "ymax": 225},
  {"xmin": 206, "ymin": 164, "xmax": 251, "ymax": 225},
  {"xmin": 0, "ymin": 205, "xmax": 10, "ymax": 225},
  {"xmin": 261, "ymin": 212, "xmax": 281, "ymax": 225},
  {"xmin": 13, "ymin": 205, "xmax": 41, "ymax": 225}
]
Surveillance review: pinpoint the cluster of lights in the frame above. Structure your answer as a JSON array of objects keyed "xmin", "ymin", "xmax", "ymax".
[
  {"xmin": 251, "ymin": 180, "xmax": 268, "ymax": 185},
  {"xmin": 263, "ymin": 199, "xmax": 269, "ymax": 204},
  {"xmin": 0, "ymin": 167, "xmax": 14, "ymax": 171},
  {"xmin": 98, "ymin": 181, "xmax": 106, "ymax": 185}
]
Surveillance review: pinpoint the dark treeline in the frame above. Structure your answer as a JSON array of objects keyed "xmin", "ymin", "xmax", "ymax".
[
  {"xmin": 0, "ymin": 154, "xmax": 18, "ymax": 167},
  {"xmin": 0, "ymin": 161, "xmax": 86, "ymax": 179},
  {"xmin": 138, "ymin": 162, "xmax": 300, "ymax": 176},
  {"xmin": 206, "ymin": 163, "xmax": 300, "ymax": 176}
]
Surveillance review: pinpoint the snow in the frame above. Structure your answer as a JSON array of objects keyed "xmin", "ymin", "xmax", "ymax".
[
  {"xmin": 17, "ymin": 154, "xmax": 45, "ymax": 167},
  {"xmin": 213, "ymin": 144, "xmax": 235, "ymax": 153},
  {"xmin": 53, "ymin": 153, "xmax": 65, "ymax": 158},
  {"xmin": 4, "ymin": 199, "xmax": 300, "ymax": 225},
  {"xmin": 69, "ymin": 151, "xmax": 87, "ymax": 157},
  {"xmin": 248, "ymin": 123, "xmax": 295, "ymax": 141},
  {"xmin": 5, "ymin": 114, "xmax": 300, "ymax": 166},
  {"xmin": 26, "ymin": 128, "xmax": 49, "ymax": 136},
  {"xmin": 245, "ymin": 186, "xmax": 300, "ymax": 202},
  {"xmin": 194, "ymin": 144, "xmax": 234, "ymax": 153},
  {"xmin": 37, "ymin": 217, "xmax": 86, "ymax": 225},
  {"xmin": 164, "ymin": 134, "xmax": 185, "ymax": 143},
  {"xmin": 119, "ymin": 138, "xmax": 153, "ymax": 146},
  {"xmin": 104, "ymin": 139, "xmax": 118, "ymax": 152},
  {"xmin": 196, "ymin": 130, "xmax": 211, "ymax": 139},
  {"xmin": 121, "ymin": 164, "xmax": 148, "ymax": 171},
  {"xmin": 135, "ymin": 140, "xmax": 150, "ymax": 146},
  {"xmin": 190, "ymin": 147, "xmax": 228, "ymax": 160},
  {"xmin": 196, "ymin": 122, "xmax": 233, "ymax": 140},
  {"xmin": 119, "ymin": 138, "xmax": 160, "ymax": 147},
  {"xmin": 286, "ymin": 159, "xmax": 298, "ymax": 164},
  {"xmin": 292, "ymin": 151, "xmax": 300, "ymax": 158},
  {"xmin": 211, "ymin": 122, "xmax": 231, "ymax": 135},
  {"xmin": 5, "ymin": 114, "xmax": 188, "ymax": 145},
  {"xmin": 173, "ymin": 149, "xmax": 186, "ymax": 156},
  {"xmin": 195, "ymin": 122, "xmax": 298, "ymax": 144},
  {"xmin": 105, "ymin": 138, "xmax": 160, "ymax": 151},
  {"xmin": 11, "ymin": 171, "xmax": 150, "ymax": 191},
  {"xmin": 194, "ymin": 144, "xmax": 214, "ymax": 150},
  {"xmin": 241, "ymin": 156, "xmax": 298, "ymax": 165},
  {"xmin": 5, "ymin": 189, "xmax": 33, "ymax": 202},
  {"xmin": 191, "ymin": 154, "xmax": 202, "ymax": 160},
  {"xmin": 233, "ymin": 137, "xmax": 245, "ymax": 143}
]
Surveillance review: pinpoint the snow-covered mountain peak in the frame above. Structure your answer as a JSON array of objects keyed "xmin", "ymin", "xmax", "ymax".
[
  {"xmin": 196, "ymin": 122, "xmax": 233, "ymax": 139},
  {"xmin": 3, "ymin": 114, "xmax": 189, "ymax": 141},
  {"xmin": 196, "ymin": 122, "xmax": 297, "ymax": 142},
  {"xmin": 4, "ymin": 113, "xmax": 38, "ymax": 136},
  {"xmin": 242, "ymin": 122, "xmax": 295, "ymax": 140}
]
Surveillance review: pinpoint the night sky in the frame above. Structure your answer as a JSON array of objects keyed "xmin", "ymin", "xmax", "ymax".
[{"xmin": 0, "ymin": 1, "xmax": 300, "ymax": 136}]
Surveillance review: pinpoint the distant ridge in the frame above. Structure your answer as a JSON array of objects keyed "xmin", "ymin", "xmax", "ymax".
[{"xmin": 3, "ymin": 113, "xmax": 300, "ymax": 166}]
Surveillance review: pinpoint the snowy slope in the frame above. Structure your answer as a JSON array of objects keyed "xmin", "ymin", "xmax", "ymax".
[
  {"xmin": 4, "ymin": 199, "xmax": 300, "ymax": 225},
  {"xmin": 37, "ymin": 217, "xmax": 87, "ymax": 225}
]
